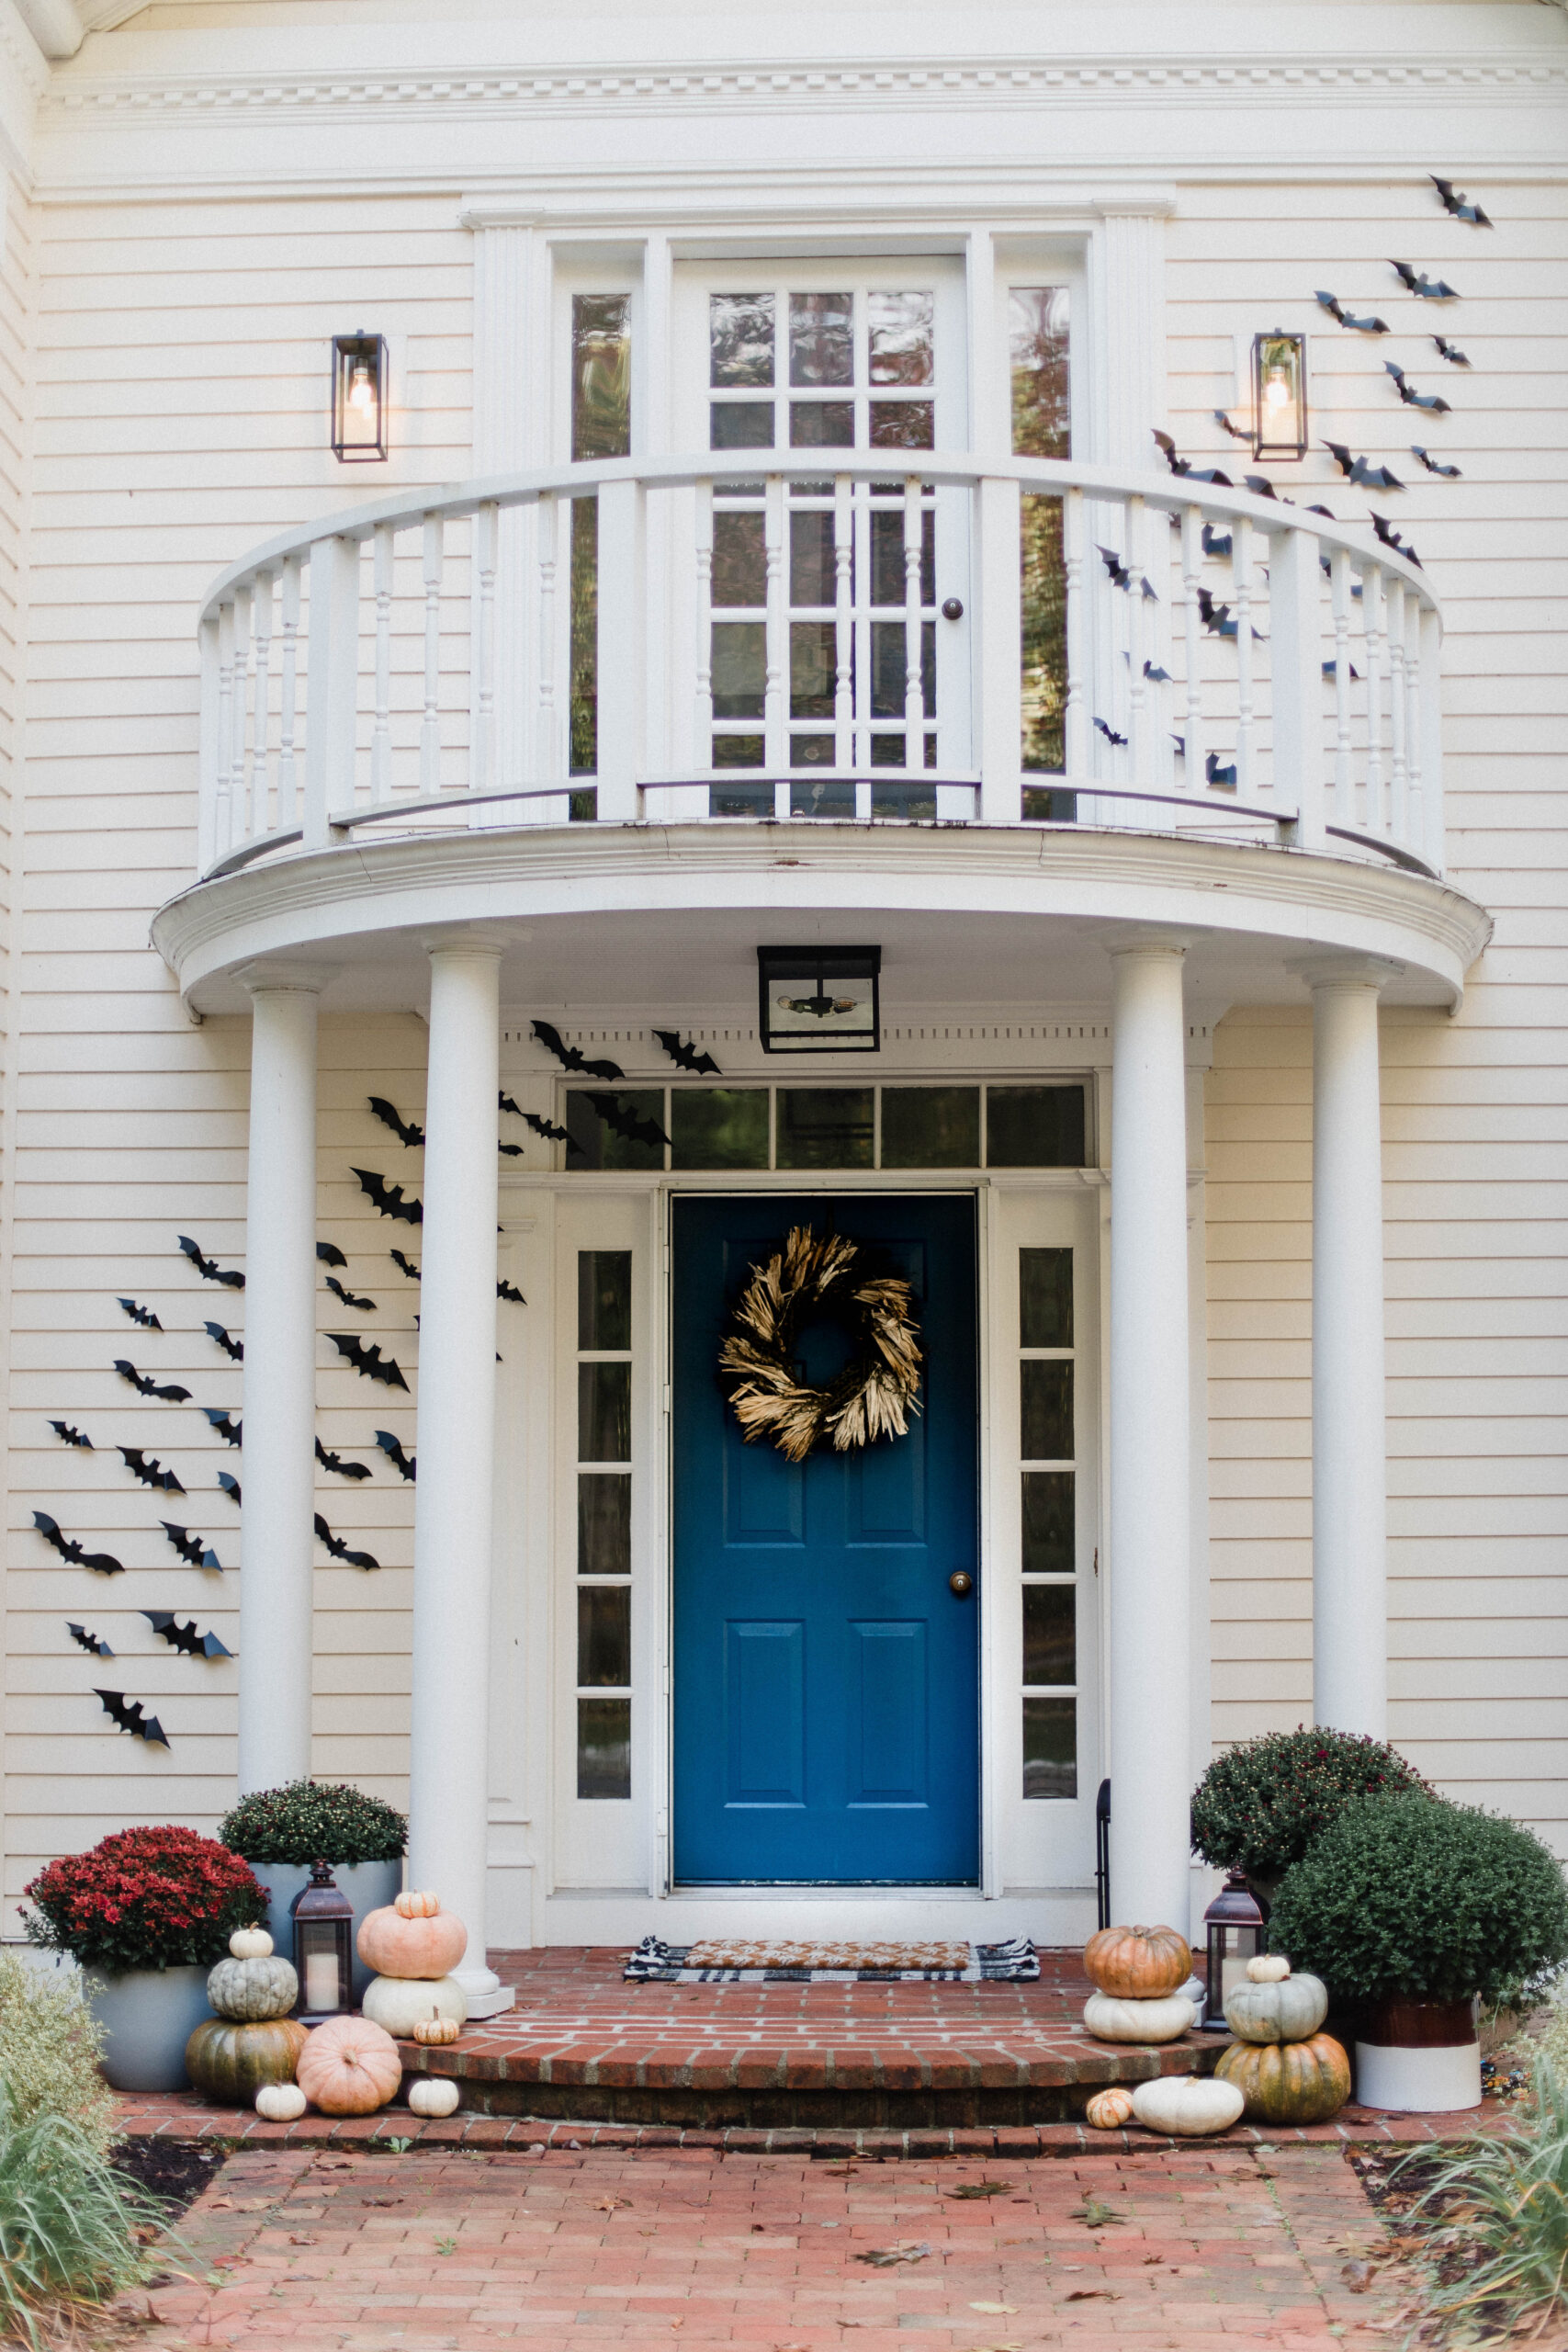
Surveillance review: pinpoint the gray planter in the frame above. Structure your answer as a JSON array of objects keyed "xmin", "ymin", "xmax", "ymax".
[
  {"xmin": 246, "ymin": 1859, "xmax": 403, "ymax": 2004},
  {"xmin": 84, "ymin": 1964, "xmax": 212, "ymax": 2093}
]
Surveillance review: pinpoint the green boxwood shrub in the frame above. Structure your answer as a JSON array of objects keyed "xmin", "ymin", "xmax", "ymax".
[
  {"xmin": 1190, "ymin": 1726, "xmax": 1428, "ymax": 1881},
  {"xmin": 1267, "ymin": 1792, "xmax": 1568, "ymax": 2008},
  {"xmin": 219, "ymin": 1779, "xmax": 407, "ymax": 1867}
]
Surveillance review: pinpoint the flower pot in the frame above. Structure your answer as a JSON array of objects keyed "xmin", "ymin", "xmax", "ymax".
[
  {"xmin": 84, "ymin": 1963, "xmax": 214, "ymax": 2092},
  {"xmin": 246, "ymin": 1859, "xmax": 402, "ymax": 2004},
  {"xmin": 1355, "ymin": 1995, "xmax": 1482, "ymax": 2114}
]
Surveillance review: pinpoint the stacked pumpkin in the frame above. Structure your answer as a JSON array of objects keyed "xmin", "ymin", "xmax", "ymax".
[
  {"xmin": 356, "ymin": 1890, "xmax": 468, "ymax": 2120},
  {"xmin": 1081, "ymin": 1924, "xmax": 1246, "ymax": 2138},
  {"xmin": 186, "ymin": 1927, "xmax": 308, "ymax": 2105},
  {"xmin": 1214, "ymin": 1954, "xmax": 1351, "ymax": 2125}
]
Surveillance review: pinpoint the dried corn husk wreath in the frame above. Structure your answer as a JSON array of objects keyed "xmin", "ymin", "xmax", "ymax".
[{"xmin": 717, "ymin": 1225, "xmax": 922, "ymax": 1464}]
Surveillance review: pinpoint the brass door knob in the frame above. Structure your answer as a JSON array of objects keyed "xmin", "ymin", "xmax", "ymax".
[{"xmin": 948, "ymin": 1571, "xmax": 974, "ymax": 1598}]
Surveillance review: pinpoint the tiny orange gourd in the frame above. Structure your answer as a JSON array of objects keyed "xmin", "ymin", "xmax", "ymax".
[
  {"xmin": 395, "ymin": 1890, "xmax": 442, "ymax": 1919},
  {"xmin": 1085, "ymin": 2086, "xmax": 1136, "ymax": 2130},
  {"xmin": 296, "ymin": 2015, "xmax": 403, "ymax": 2116},
  {"xmin": 412, "ymin": 2011, "xmax": 461, "ymax": 2047},
  {"xmin": 1083, "ymin": 1924, "xmax": 1191, "ymax": 1999}
]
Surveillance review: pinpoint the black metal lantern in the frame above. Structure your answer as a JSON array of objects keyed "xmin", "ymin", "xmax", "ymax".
[
  {"xmin": 291, "ymin": 1860, "xmax": 354, "ymax": 2019},
  {"xmin": 1201, "ymin": 1871, "xmax": 1266, "ymax": 2030},
  {"xmin": 331, "ymin": 333, "xmax": 389, "ymax": 463},
  {"xmin": 1251, "ymin": 331, "xmax": 1307, "ymax": 462},
  {"xmin": 757, "ymin": 945, "xmax": 881, "ymax": 1055}
]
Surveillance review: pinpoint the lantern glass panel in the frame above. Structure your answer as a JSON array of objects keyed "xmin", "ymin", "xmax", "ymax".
[
  {"xmin": 297, "ymin": 1919, "xmax": 350, "ymax": 2016},
  {"xmin": 1251, "ymin": 332, "xmax": 1307, "ymax": 462},
  {"xmin": 1201, "ymin": 1874, "xmax": 1266, "ymax": 2028},
  {"xmin": 331, "ymin": 334, "xmax": 388, "ymax": 463}
]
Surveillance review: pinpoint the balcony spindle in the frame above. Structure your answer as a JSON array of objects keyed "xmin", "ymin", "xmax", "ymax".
[
  {"xmin": 277, "ymin": 555, "xmax": 301, "ymax": 829},
  {"xmin": 250, "ymin": 575, "xmax": 273, "ymax": 839},
  {"xmin": 198, "ymin": 613, "xmax": 220, "ymax": 873},
  {"xmin": 1268, "ymin": 522, "xmax": 1326, "ymax": 853},
  {"xmin": 1329, "ymin": 546, "xmax": 1354, "ymax": 820},
  {"xmin": 421, "ymin": 514, "xmax": 445, "ymax": 797},
  {"xmin": 231, "ymin": 586, "xmax": 252, "ymax": 846},
  {"xmin": 1388, "ymin": 577, "xmax": 1407, "ymax": 844},
  {"xmin": 474, "ymin": 502, "xmax": 498, "ymax": 801},
  {"xmin": 1178, "ymin": 503, "xmax": 1203, "ymax": 795},
  {"xmin": 903, "ymin": 475, "xmax": 923, "ymax": 773},
  {"xmin": 1404, "ymin": 596, "xmax": 1424, "ymax": 858},
  {"xmin": 1233, "ymin": 517, "xmax": 1254, "ymax": 797},
  {"xmin": 1419, "ymin": 601, "xmax": 1444, "ymax": 871},
  {"xmin": 1126, "ymin": 492, "xmax": 1147, "ymax": 783},
  {"xmin": 833, "ymin": 474, "xmax": 852, "ymax": 770},
  {"xmin": 372, "ymin": 523, "xmax": 394, "ymax": 803},
  {"xmin": 216, "ymin": 598, "xmax": 235, "ymax": 856},
  {"xmin": 595, "ymin": 476, "xmax": 643, "ymax": 820},
  {"xmin": 1063, "ymin": 484, "xmax": 1088, "ymax": 784},
  {"xmin": 536, "ymin": 492, "xmax": 558, "ymax": 783},
  {"xmin": 304, "ymin": 533, "xmax": 361, "ymax": 849},
  {"xmin": 1362, "ymin": 564, "xmax": 1385, "ymax": 833}
]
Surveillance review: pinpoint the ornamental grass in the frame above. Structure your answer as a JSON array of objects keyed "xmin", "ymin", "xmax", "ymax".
[{"xmin": 0, "ymin": 2088, "xmax": 170, "ymax": 2347}]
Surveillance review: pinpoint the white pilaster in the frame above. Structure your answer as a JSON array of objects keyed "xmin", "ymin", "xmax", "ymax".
[
  {"xmin": 237, "ymin": 966, "xmax": 330, "ymax": 1794},
  {"xmin": 1108, "ymin": 939, "xmax": 1191, "ymax": 1930},
  {"xmin": 409, "ymin": 934, "xmax": 508, "ymax": 2008},
  {"xmin": 1305, "ymin": 958, "xmax": 1398, "ymax": 1738}
]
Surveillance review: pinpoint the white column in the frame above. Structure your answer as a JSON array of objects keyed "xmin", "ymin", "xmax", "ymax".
[
  {"xmin": 1108, "ymin": 940, "xmax": 1191, "ymax": 1930},
  {"xmin": 238, "ymin": 967, "xmax": 330, "ymax": 1794},
  {"xmin": 409, "ymin": 935, "xmax": 506, "ymax": 2007},
  {"xmin": 1307, "ymin": 959, "xmax": 1397, "ymax": 1738}
]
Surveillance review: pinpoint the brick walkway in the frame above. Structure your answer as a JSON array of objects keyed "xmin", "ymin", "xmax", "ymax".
[{"xmin": 129, "ymin": 2140, "xmax": 1425, "ymax": 2349}]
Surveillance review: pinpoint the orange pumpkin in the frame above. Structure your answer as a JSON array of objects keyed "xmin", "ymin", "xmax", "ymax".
[
  {"xmin": 297, "ymin": 2015, "xmax": 403, "ymax": 2116},
  {"xmin": 1215, "ymin": 2031, "xmax": 1351, "ymax": 2126},
  {"xmin": 1083, "ymin": 1924, "xmax": 1191, "ymax": 1999},
  {"xmin": 396, "ymin": 1890, "xmax": 441, "ymax": 1919},
  {"xmin": 412, "ymin": 2012, "xmax": 461, "ymax": 2047},
  {"xmin": 356, "ymin": 1903, "xmax": 468, "ymax": 1981},
  {"xmin": 1085, "ymin": 2086, "xmax": 1135, "ymax": 2130}
]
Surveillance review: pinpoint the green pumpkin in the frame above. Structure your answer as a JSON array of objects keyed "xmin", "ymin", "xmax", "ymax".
[
  {"xmin": 207, "ymin": 1954, "xmax": 299, "ymax": 2022},
  {"xmin": 1222, "ymin": 1970, "xmax": 1328, "ymax": 2045},
  {"xmin": 186, "ymin": 2016, "xmax": 308, "ymax": 2103},
  {"xmin": 1215, "ymin": 2031, "xmax": 1351, "ymax": 2125}
]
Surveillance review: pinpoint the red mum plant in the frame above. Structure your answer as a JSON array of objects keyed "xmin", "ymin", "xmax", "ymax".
[{"xmin": 22, "ymin": 1826, "xmax": 267, "ymax": 1973}]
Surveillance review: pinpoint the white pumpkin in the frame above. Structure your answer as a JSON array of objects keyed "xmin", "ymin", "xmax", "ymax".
[
  {"xmin": 1247, "ymin": 1953, "xmax": 1291, "ymax": 1984},
  {"xmin": 1131, "ymin": 2075, "xmax": 1245, "ymax": 2137},
  {"xmin": 254, "ymin": 2081, "xmax": 307, "ymax": 2122},
  {"xmin": 407, "ymin": 2075, "xmax": 460, "ymax": 2119},
  {"xmin": 1223, "ymin": 1970, "xmax": 1328, "ymax": 2046},
  {"xmin": 1083, "ymin": 1992, "xmax": 1197, "ymax": 2044},
  {"xmin": 360, "ymin": 1973, "xmax": 468, "ymax": 2039},
  {"xmin": 230, "ymin": 1926, "xmax": 274, "ymax": 1960}
]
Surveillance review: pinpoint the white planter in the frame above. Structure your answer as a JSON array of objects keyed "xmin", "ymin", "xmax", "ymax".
[
  {"xmin": 84, "ymin": 1964, "xmax": 213, "ymax": 2093},
  {"xmin": 1355, "ymin": 2039, "xmax": 1482, "ymax": 2114},
  {"xmin": 245, "ymin": 1860, "xmax": 402, "ymax": 2004}
]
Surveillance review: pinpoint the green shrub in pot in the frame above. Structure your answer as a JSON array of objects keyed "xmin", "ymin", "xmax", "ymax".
[
  {"xmin": 219, "ymin": 1779, "xmax": 406, "ymax": 2005},
  {"xmin": 1190, "ymin": 1726, "xmax": 1429, "ymax": 1894}
]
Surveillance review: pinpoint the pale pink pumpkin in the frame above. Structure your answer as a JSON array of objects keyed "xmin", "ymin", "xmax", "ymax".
[
  {"xmin": 356, "ymin": 1902, "xmax": 468, "ymax": 1980},
  {"xmin": 296, "ymin": 2014, "xmax": 402, "ymax": 2116}
]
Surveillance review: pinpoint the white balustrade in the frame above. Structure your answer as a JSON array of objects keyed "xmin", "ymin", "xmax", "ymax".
[{"xmin": 194, "ymin": 453, "xmax": 1444, "ymax": 882}]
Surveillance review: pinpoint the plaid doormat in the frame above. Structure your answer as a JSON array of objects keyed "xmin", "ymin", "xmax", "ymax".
[{"xmin": 624, "ymin": 1934, "xmax": 1040, "ymax": 1984}]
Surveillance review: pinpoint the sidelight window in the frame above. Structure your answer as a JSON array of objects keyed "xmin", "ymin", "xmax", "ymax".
[
  {"xmin": 576, "ymin": 1249, "xmax": 633, "ymax": 1797},
  {"xmin": 1019, "ymin": 1244, "xmax": 1077, "ymax": 1799}
]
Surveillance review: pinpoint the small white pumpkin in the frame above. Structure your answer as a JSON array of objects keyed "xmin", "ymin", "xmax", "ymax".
[
  {"xmin": 1131, "ymin": 2075, "xmax": 1245, "ymax": 2138},
  {"xmin": 360, "ymin": 1973, "xmax": 468, "ymax": 2040},
  {"xmin": 1247, "ymin": 1953, "xmax": 1291, "ymax": 1984},
  {"xmin": 1224, "ymin": 1970, "xmax": 1328, "ymax": 2047},
  {"xmin": 230, "ymin": 1926, "xmax": 274, "ymax": 1961},
  {"xmin": 407, "ymin": 2075, "xmax": 460, "ymax": 2119},
  {"xmin": 1083, "ymin": 1992, "xmax": 1197, "ymax": 2045},
  {"xmin": 254, "ymin": 2081, "xmax": 307, "ymax": 2122}
]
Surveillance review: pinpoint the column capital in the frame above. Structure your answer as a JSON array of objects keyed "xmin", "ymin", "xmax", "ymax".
[
  {"xmin": 1106, "ymin": 929, "xmax": 1196, "ymax": 964},
  {"xmin": 1288, "ymin": 952, "xmax": 1403, "ymax": 996},
  {"xmin": 235, "ymin": 959, "xmax": 336, "ymax": 999},
  {"xmin": 421, "ymin": 926, "xmax": 509, "ymax": 965}
]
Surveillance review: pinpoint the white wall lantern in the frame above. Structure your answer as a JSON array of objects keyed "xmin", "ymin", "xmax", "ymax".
[
  {"xmin": 331, "ymin": 332, "xmax": 389, "ymax": 462},
  {"xmin": 757, "ymin": 946, "xmax": 881, "ymax": 1055},
  {"xmin": 1251, "ymin": 331, "xmax": 1307, "ymax": 463}
]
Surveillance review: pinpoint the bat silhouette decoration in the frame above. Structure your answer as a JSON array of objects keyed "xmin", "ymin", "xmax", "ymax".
[
  {"xmin": 33, "ymin": 1512, "xmax": 124, "ymax": 1575},
  {"xmin": 141, "ymin": 1611, "xmax": 232, "ymax": 1659},
  {"xmin": 49, "ymin": 1420, "xmax": 93, "ymax": 1450},
  {"xmin": 1391, "ymin": 262, "xmax": 1459, "ymax": 300},
  {"xmin": 217, "ymin": 1472, "xmax": 242, "ymax": 1507},
  {"xmin": 115, "ymin": 1361, "xmax": 192, "ymax": 1404},
  {"xmin": 327, "ymin": 1333, "xmax": 410, "ymax": 1391},
  {"xmin": 118, "ymin": 1298, "xmax": 163, "ymax": 1331},
  {"xmin": 95, "ymin": 1689, "xmax": 168, "ymax": 1747},
  {"xmin": 1206, "ymin": 752, "xmax": 1238, "ymax": 788},
  {"xmin": 531, "ymin": 1019, "xmax": 625, "ymax": 1082},
  {"xmin": 1429, "ymin": 176, "xmax": 1492, "ymax": 229},
  {"xmin": 1142, "ymin": 660, "xmax": 1174, "ymax": 684},
  {"xmin": 352, "ymin": 1169, "xmax": 423, "ymax": 1227},
  {"xmin": 1433, "ymin": 335, "xmax": 1470, "ymax": 368},
  {"xmin": 1243, "ymin": 473, "xmax": 1279, "ymax": 502},
  {"xmin": 1149, "ymin": 429, "xmax": 1232, "ymax": 486},
  {"xmin": 1412, "ymin": 446, "xmax": 1462, "ymax": 478},
  {"xmin": 1213, "ymin": 409, "xmax": 1251, "ymax": 442},
  {"xmin": 316, "ymin": 1438, "xmax": 371, "ymax": 1481},
  {"xmin": 1201, "ymin": 523, "xmax": 1232, "ymax": 560},
  {"xmin": 324, "ymin": 1275, "xmax": 376, "ymax": 1312},
  {"xmin": 160, "ymin": 1521, "xmax": 223, "ymax": 1571},
  {"xmin": 367, "ymin": 1096, "xmax": 424, "ymax": 1148},
  {"xmin": 1097, "ymin": 546, "xmax": 1157, "ymax": 600},
  {"xmin": 1325, "ymin": 442, "xmax": 1405, "ymax": 492},
  {"xmin": 1170, "ymin": 732, "xmax": 1186, "ymax": 762},
  {"xmin": 374, "ymin": 1430, "xmax": 416, "ymax": 1482},
  {"xmin": 1093, "ymin": 718, "xmax": 1127, "ymax": 748},
  {"xmin": 1370, "ymin": 511, "xmax": 1423, "ymax": 569},
  {"xmin": 499, "ymin": 1091, "xmax": 524, "ymax": 1118},
  {"xmin": 178, "ymin": 1236, "xmax": 244, "ymax": 1289},
  {"xmin": 67, "ymin": 1623, "xmax": 114, "ymax": 1657},
  {"xmin": 118, "ymin": 1446, "xmax": 185, "ymax": 1494},
  {"xmin": 584, "ymin": 1093, "xmax": 672, "ymax": 1149},
  {"xmin": 522, "ymin": 1112, "xmax": 582, "ymax": 1155},
  {"xmin": 1322, "ymin": 660, "xmax": 1364, "ymax": 682},
  {"xmin": 653, "ymin": 1030, "xmax": 722, "ymax": 1077},
  {"xmin": 316, "ymin": 1240, "xmax": 348, "ymax": 1269},
  {"xmin": 1314, "ymin": 291, "xmax": 1389, "ymax": 334},
  {"xmin": 1196, "ymin": 587, "xmax": 1265, "ymax": 643},
  {"xmin": 203, "ymin": 1408, "xmax": 243, "ymax": 1448},
  {"xmin": 314, "ymin": 1513, "xmax": 380, "ymax": 1572},
  {"xmin": 389, "ymin": 1250, "xmax": 421, "ymax": 1282},
  {"xmin": 497, "ymin": 1278, "xmax": 525, "ymax": 1305},
  {"xmin": 203, "ymin": 1321, "xmax": 243, "ymax": 1363},
  {"xmin": 1385, "ymin": 362, "xmax": 1450, "ymax": 414},
  {"xmin": 499, "ymin": 1140, "xmax": 525, "ymax": 1159}
]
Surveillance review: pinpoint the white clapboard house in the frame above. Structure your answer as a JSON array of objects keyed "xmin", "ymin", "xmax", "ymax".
[{"xmin": 0, "ymin": 0, "xmax": 1561, "ymax": 2004}]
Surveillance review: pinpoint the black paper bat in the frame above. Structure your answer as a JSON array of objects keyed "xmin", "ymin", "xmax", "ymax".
[
  {"xmin": 141, "ymin": 1611, "xmax": 232, "ymax": 1659},
  {"xmin": 1097, "ymin": 546, "xmax": 1157, "ymax": 600},
  {"xmin": 1432, "ymin": 335, "xmax": 1470, "ymax": 368},
  {"xmin": 389, "ymin": 1250, "xmax": 421, "ymax": 1282},
  {"xmin": 522, "ymin": 1112, "xmax": 582, "ymax": 1155},
  {"xmin": 652, "ymin": 1029, "xmax": 721, "ymax": 1077},
  {"xmin": 118, "ymin": 1298, "xmax": 163, "ymax": 1331},
  {"xmin": 367, "ymin": 1096, "xmax": 424, "ymax": 1148},
  {"xmin": 1325, "ymin": 442, "xmax": 1405, "ymax": 492},
  {"xmin": 178, "ymin": 1235, "xmax": 243, "ymax": 1289},
  {"xmin": 1412, "ymin": 446, "xmax": 1462, "ymax": 478},
  {"xmin": 160, "ymin": 1521, "xmax": 223, "ymax": 1570},
  {"xmin": 498, "ymin": 1140, "xmax": 525, "ymax": 1159},
  {"xmin": 1206, "ymin": 752, "xmax": 1238, "ymax": 788},
  {"xmin": 1321, "ymin": 660, "xmax": 1363, "ymax": 682},
  {"xmin": 203, "ymin": 1408, "xmax": 243, "ymax": 1448},
  {"xmin": 1385, "ymin": 361, "xmax": 1450, "ymax": 414},
  {"xmin": 498, "ymin": 1091, "xmax": 524, "ymax": 1117},
  {"xmin": 49, "ymin": 1420, "xmax": 93, "ymax": 1450},
  {"xmin": 203, "ymin": 1321, "xmax": 243, "ymax": 1363},
  {"xmin": 314, "ymin": 1513, "xmax": 380, "ymax": 1571},
  {"xmin": 1243, "ymin": 473, "xmax": 1279, "ymax": 501},
  {"xmin": 1093, "ymin": 717, "xmax": 1127, "ymax": 748},
  {"xmin": 1201, "ymin": 523, "xmax": 1232, "ymax": 560},
  {"xmin": 1314, "ymin": 291, "xmax": 1389, "ymax": 334},
  {"xmin": 327, "ymin": 1333, "xmax": 410, "ymax": 1391},
  {"xmin": 1305, "ymin": 505, "xmax": 1338, "ymax": 521},
  {"xmin": 33, "ymin": 1512, "xmax": 124, "ymax": 1575},
  {"xmin": 118, "ymin": 1445, "xmax": 184, "ymax": 1494},
  {"xmin": 1142, "ymin": 660, "xmax": 1173, "ymax": 684},
  {"xmin": 1370, "ymin": 510, "xmax": 1423, "ymax": 569},
  {"xmin": 584, "ymin": 1092, "xmax": 671, "ymax": 1149},
  {"xmin": 217, "ymin": 1472, "xmax": 242, "ymax": 1507},
  {"xmin": 316, "ymin": 1437, "xmax": 372, "ymax": 1481},
  {"xmin": 115, "ymin": 1361, "xmax": 192, "ymax": 1404},
  {"xmin": 352, "ymin": 1169, "xmax": 423, "ymax": 1226},
  {"xmin": 1149, "ymin": 429, "xmax": 1232, "ymax": 485},
  {"xmin": 1429, "ymin": 176, "xmax": 1492, "ymax": 229},
  {"xmin": 374, "ymin": 1430, "xmax": 416, "ymax": 1482},
  {"xmin": 316, "ymin": 1240, "xmax": 348, "ymax": 1269},
  {"xmin": 531, "ymin": 1018, "xmax": 625, "ymax": 1082},
  {"xmin": 1213, "ymin": 409, "xmax": 1251, "ymax": 442},
  {"xmin": 1391, "ymin": 261, "xmax": 1459, "ymax": 300},
  {"xmin": 325, "ymin": 1274, "xmax": 376, "ymax": 1312},
  {"xmin": 1195, "ymin": 586, "xmax": 1264, "ymax": 643},
  {"xmin": 1170, "ymin": 732, "xmax": 1186, "ymax": 761},
  {"xmin": 67, "ymin": 1622, "xmax": 114, "ymax": 1657},
  {"xmin": 497, "ymin": 1278, "xmax": 525, "ymax": 1305},
  {"xmin": 95, "ymin": 1689, "xmax": 168, "ymax": 1747}
]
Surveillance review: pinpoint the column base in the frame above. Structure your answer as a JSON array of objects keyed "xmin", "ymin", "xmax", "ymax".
[{"xmin": 454, "ymin": 1964, "xmax": 516, "ymax": 2019}]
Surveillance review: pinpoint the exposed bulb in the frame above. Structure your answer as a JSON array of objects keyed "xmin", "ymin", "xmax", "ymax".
[
  {"xmin": 348, "ymin": 362, "xmax": 377, "ymax": 417},
  {"xmin": 1263, "ymin": 368, "xmax": 1291, "ymax": 413}
]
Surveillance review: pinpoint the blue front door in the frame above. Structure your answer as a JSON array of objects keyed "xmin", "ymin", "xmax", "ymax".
[{"xmin": 672, "ymin": 1193, "xmax": 979, "ymax": 1884}]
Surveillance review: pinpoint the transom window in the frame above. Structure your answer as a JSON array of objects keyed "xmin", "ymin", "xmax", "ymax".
[{"xmin": 557, "ymin": 1080, "xmax": 1087, "ymax": 1172}]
